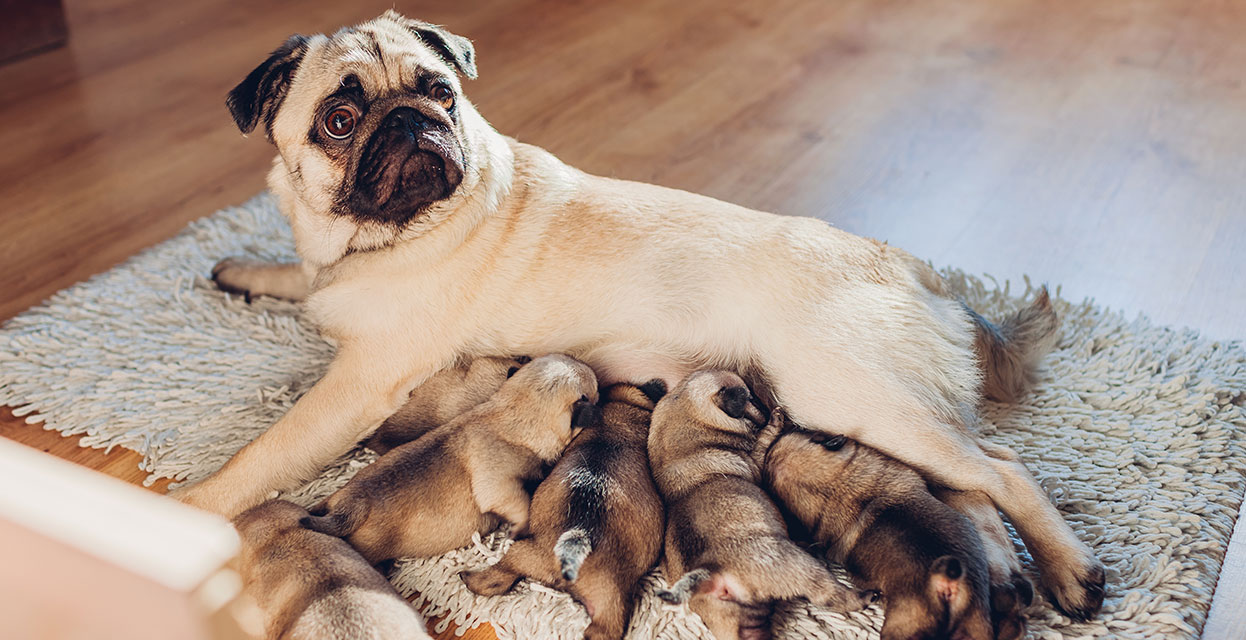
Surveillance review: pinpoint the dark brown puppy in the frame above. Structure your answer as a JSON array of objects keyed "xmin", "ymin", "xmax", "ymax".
[
  {"xmin": 232, "ymin": 499, "xmax": 432, "ymax": 640},
  {"xmin": 302, "ymin": 354, "xmax": 598, "ymax": 563},
  {"xmin": 363, "ymin": 355, "xmax": 524, "ymax": 454},
  {"xmin": 649, "ymin": 370, "xmax": 870, "ymax": 640},
  {"xmin": 462, "ymin": 381, "xmax": 668, "ymax": 640},
  {"xmin": 764, "ymin": 420, "xmax": 1003, "ymax": 640}
]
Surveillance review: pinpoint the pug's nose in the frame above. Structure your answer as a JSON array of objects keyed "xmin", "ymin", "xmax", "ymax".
[{"xmin": 382, "ymin": 107, "xmax": 429, "ymax": 135}]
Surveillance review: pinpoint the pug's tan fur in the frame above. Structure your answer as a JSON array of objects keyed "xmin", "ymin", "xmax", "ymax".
[
  {"xmin": 363, "ymin": 355, "xmax": 522, "ymax": 454},
  {"xmin": 232, "ymin": 499, "xmax": 432, "ymax": 640},
  {"xmin": 763, "ymin": 418, "xmax": 1007, "ymax": 640},
  {"xmin": 300, "ymin": 355, "xmax": 597, "ymax": 563},
  {"xmin": 177, "ymin": 11, "xmax": 1103, "ymax": 620},
  {"xmin": 462, "ymin": 382, "xmax": 666, "ymax": 640},
  {"xmin": 649, "ymin": 371, "xmax": 870, "ymax": 639}
]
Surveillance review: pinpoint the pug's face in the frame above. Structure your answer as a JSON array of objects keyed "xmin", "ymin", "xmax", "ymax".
[{"xmin": 226, "ymin": 11, "xmax": 481, "ymax": 252}]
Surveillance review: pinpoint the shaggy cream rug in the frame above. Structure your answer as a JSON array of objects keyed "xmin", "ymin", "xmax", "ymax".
[{"xmin": 1, "ymin": 193, "xmax": 1243, "ymax": 640}]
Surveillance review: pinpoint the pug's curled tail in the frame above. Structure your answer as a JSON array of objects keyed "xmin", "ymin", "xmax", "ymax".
[
  {"xmin": 554, "ymin": 529, "xmax": 592, "ymax": 581},
  {"xmin": 299, "ymin": 500, "xmax": 369, "ymax": 538},
  {"xmin": 966, "ymin": 286, "xmax": 1060, "ymax": 403},
  {"xmin": 555, "ymin": 447, "xmax": 613, "ymax": 581}
]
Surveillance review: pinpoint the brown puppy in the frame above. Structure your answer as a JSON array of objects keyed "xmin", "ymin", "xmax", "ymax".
[
  {"xmin": 364, "ymin": 355, "xmax": 523, "ymax": 454},
  {"xmin": 461, "ymin": 381, "xmax": 668, "ymax": 640},
  {"xmin": 302, "ymin": 354, "xmax": 598, "ymax": 563},
  {"xmin": 232, "ymin": 499, "xmax": 432, "ymax": 640},
  {"xmin": 764, "ymin": 421, "xmax": 1006, "ymax": 640},
  {"xmin": 649, "ymin": 370, "xmax": 870, "ymax": 640}
]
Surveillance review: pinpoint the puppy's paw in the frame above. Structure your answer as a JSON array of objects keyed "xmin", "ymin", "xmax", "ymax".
[
  {"xmin": 460, "ymin": 568, "xmax": 519, "ymax": 596},
  {"xmin": 989, "ymin": 573, "xmax": 1032, "ymax": 640},
  {"xmin": 167, "ymin": 479, "xmax": 249, "ymax": 518},
  {"xmin": 1044, "ymin": 557, "xmax": 1105, "ymax": 621},
  {"xmin": 210, "ymin": 257, "xmax": 265, "ymax": 302}
]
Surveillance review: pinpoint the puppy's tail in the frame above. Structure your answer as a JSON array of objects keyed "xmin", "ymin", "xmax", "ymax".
[
  {"xmin": 554, "ymin": 528, "xmax": 593, "ymax": 581},
  {"xmin": 554, "ymin": 454, "xmax": 612, "ymax": 582},
  {"xmin": 965, "ymin": 286, "xmax": 1060, "ymax": 403},
  {"xmin": 299, "ymin": 500, "xmax": 369, "ymax": 538},
  {"xmin": 657, "ymin": 568, "xmax": 714, "ymax": 605}
]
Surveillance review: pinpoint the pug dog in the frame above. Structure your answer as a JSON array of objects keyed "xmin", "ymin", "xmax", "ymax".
[
  {"xmin": 461, "ymin": 381, "xmax": 667, "ymax": 640},
  {"xmin": 363, "ymin": 355, "xmax": 523, "ymax": 454},
  {"xmin": 301, "ymin": 354, "xmax": 598, "ymax": 563},
  {"xmin": 649, "ymin": 371, "xmax": 872, "ymax": 639},
  {"xmin": 179, "ymin": 10, "xmax": 1102, "ymax": 621},
  {"xmin": 232, "ymin": 499, "xmax": 432, "ymax": 640},
  {"xmin": 763, "ymin": 419, "xmax": 1012, "ymax": 640}
]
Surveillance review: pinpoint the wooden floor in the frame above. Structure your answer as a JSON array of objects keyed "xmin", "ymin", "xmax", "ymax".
[{"xmin": 1, "ymin": 0, "xmax": 1243, "ymax": 637}]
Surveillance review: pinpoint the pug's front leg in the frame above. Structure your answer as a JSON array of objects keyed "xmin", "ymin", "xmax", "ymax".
[
  {"xmin": 172, "ymin": 347, "xmax": 431, "ymax": 517},
  {"xmin": 211, "ymin": 258, "xmax": 313, "ymax": 302}
]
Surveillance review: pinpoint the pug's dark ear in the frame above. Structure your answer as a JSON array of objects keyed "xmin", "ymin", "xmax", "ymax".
[
  {"xmin": 717, "ymin": 385, "xmax": 751, "ymax": 420},
  {"xmin": 571, "ymin": 398, "xmax": 598, "ymax": 428},
  {"xmin": 226, "ymin": 34, "xmax": 309, "ymax": 137},
  {"xmin": 386, "ymin": 12, "xmax": 477, "ymax": 79},
  {"xmin": 639, "ymin": 379, "xmax": 668, "ymax": 404}
]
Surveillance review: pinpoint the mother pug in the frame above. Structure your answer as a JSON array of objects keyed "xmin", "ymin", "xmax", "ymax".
[{"xmin": 175, "ymin": 11, "xmax": 1104, "ymax": 621}]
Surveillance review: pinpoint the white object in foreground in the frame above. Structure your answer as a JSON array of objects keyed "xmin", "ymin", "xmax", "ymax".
[{"xmin": 0, "ymin": 437, "xmax": 260, "ymax": 640}]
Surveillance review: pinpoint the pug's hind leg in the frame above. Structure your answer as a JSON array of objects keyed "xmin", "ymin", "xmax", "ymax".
[
  {"xmin": 747, "ymin": 545, "xmax": 869, "ymax": 612},
  {"xmin": 462, "ymin": 539, "xmax": 555, "ymax": 596},
  {"xmin": 933, "ymin": 486, "xmax": 1032, "ymax": 640},
  {"xmin": 211, "ymin": 258, "xmax": 312, "ymax": 301},
  {"xmin": 689, "ymin": 593, "xmax": 755, "ymax": 640},
  {"xmin": 574, "ymin": 574, "xmax": 628, "ymax": 640}
]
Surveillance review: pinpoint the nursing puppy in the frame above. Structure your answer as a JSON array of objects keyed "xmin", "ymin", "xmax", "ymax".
[
  {"xmin": 363, "ymin": 355, "xmax": 523, "ymax": 454},
  {"xmin": 650, "ymin": 371, "xmax": 871, "ymax": 639},
  {"xmin": 232, "ymin": 499, "xmax": 432, "ymax": 640},
  {"xmin": 183, "ymin": 10, "xmax": 1103, "ymax": 621},
  {"xmin": 764, "ymin": 419, "xmax": 1014, "ymax": 640},
  {"xmin": 302, "ymin": 355, "xmax": 598, "ymax": 563},
  {"xmin": 461, "ymin": 381, "xmax": 667, "ymax": 640}
]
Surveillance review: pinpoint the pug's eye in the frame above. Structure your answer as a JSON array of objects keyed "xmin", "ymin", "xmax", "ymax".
[
  {"xmin": 323, "ymin": 105, "xmax": 358, "ymax": 139},
  {"xmin": 431, "ymin": 83, "xmax": 455, "ymax": 110}
]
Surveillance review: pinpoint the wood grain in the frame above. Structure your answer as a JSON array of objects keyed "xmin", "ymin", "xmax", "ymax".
[{"xmin": 1, "ymin": 0, "xmax": 1243, "ymax": 637}]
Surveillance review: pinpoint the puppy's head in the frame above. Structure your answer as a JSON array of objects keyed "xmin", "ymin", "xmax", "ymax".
[
  {"xmin": 649, "ymin": 371, "xmax": 768, "ymax": 482},
  {"xmin": 227, "ymin": 11, "xmax": 483, "ymax": 256},
  {"xmin": 689, "ymin": 592, "xmax": 774, "ymax": 640},
  {"xmin": 765, "ymin": 427, "xmax": 857, "ymax": 490},
  {"xmin": 503, "ymin": 354, "xmax": 599, "ymax": 443},
  {"xmin": 653, "ymin": 370, "xmax": 766, "ymax": 438}
]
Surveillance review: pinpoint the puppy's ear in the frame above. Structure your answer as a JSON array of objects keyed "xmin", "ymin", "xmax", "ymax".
[
  {"xmin": 639, "ymin": 379, "xmax": 668, "ymax": 404},
  {"xmin": 811, "ymin": 432, "xmax": 848, "ymax": 452},
  {"xmin": 385, "ymin": 11, "xmax": 477, "ymax": 79},
  {"xmin": 226, "ymin": 35, "xmax": 309, "ymax": 137},
  {"xmin": 571, "ymin": 397, "xmax": 598, "ymax": 428},
  {"xmin": 717, "ymin": 385, "xmax": 751, "ymax": 419}
]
